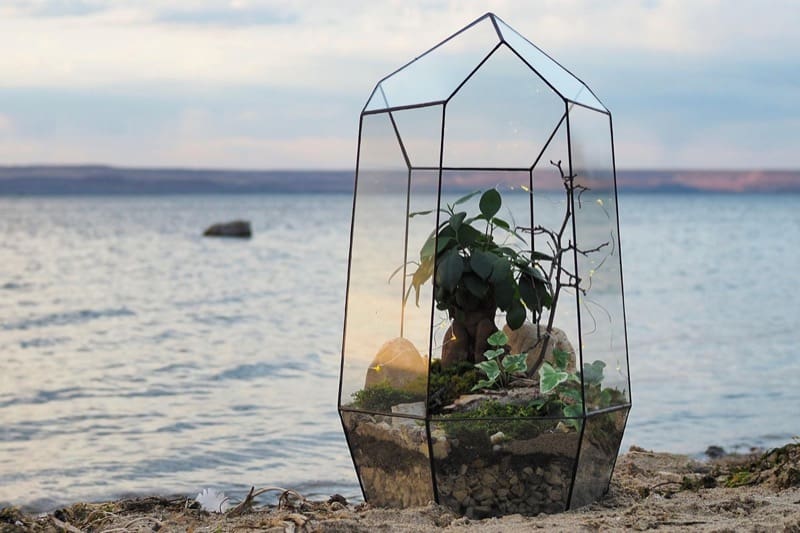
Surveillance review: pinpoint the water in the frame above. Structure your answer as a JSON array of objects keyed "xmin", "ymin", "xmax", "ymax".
[{"xmin": 1, "ymin": 192, "xmax": 799, "ymax": 511}]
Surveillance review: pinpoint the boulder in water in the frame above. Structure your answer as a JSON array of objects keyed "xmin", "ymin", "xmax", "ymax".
[{"xmin": 203, "ymin": 220, "xmax": 252, "ymax": 238}]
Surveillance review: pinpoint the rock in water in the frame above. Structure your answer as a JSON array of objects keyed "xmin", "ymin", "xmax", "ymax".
[
  {"xmin": 364, "ymin": 337, "xmax": 427, "ymax": 389},
  {"xmin": 503, "ymin": 323, "xmax": 576, "ymax": 375},
  {"xmin": 203, "ymin": 220, "xmax": 252, "ymax": 238}
]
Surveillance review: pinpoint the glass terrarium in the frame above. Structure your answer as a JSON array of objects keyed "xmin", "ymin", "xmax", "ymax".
[{"xmin": 338, "ymin": 12, "xmax": 631, "ymax": 518}]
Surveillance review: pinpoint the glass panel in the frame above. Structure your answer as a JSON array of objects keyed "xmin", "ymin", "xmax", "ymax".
[
  {"xmin": 570, "ymin": 407, "xmax": 629, "ymax": 508},
  {"xmin": 444, "ymin": 44, "xmax": 566, "ymax": 168},
  {"xmin": 568, "ymin": 105, "xmax": 630, "ymax": 407},
  {"xmin": 340, "ymin": 411, "xmax": 434, "ymax": 507},
  {"xmin": 431, "ymin": 417, "xmax": 581, "ymax": 517},
  {"xmin": 431, "ymin": 170, "xmax": 534, "ymax": 377},
  {"xmin": 390, "ymin": 105, "xmax": 445, "ymax": 169},
  {"xmin": 341, "ymin": 112, "xmax": 428, "ymax": 412},
  {"xmin": 403, "ymin": 169, "xmax": 440, "ymax": 369},
  {"xmin": 364, "ymin": 16, "xmax": 500, "ymax": 111},
  {"xmin": 531, "ymin": 119, "xmax": 581, "ymax": 377},
  {"xmin": 495, "ymin": 17, "xmax": 606, "ymax": 112}
]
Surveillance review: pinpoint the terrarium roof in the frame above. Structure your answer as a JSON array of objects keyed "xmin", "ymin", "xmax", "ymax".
[{"xmin": 364, "ymin": 12, "xmax": 607, "ymax": 115}]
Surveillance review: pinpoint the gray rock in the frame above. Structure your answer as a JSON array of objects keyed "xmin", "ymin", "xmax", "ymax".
[{"xmin": 203, "ymin": 220, "xmax": 252, "ymax": 238}]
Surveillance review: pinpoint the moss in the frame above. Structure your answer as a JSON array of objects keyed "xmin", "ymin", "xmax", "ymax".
[
  {"xmin": 350, "ymin": 382, "xmax": 424, "ymax": 412},
  {"xmin": 725, "ymin": 470, "xmax": 752, "ymax": 488},
  {"xmin": 439, "ymin": 399, "xmax": 566, "ymax": 442},
  {"xmin": 427, "ymin": 360, "xmax": 480, "ymax": 412}
]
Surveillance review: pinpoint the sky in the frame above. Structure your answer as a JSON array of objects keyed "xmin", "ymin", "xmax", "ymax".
[{"xmin": 0, "ymin": 0, "xmax": 797, "ymax": 170}]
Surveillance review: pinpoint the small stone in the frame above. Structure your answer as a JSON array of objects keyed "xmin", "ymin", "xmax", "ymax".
[
  {"xmin": 490, "ymin": 431, "xmax": 506, "ymax": 444},
  {"xmin": 492, "ymin": 444, "xmax": 503, "ymax": 453},
  {"xmin": 459, "ymin": 464, "xmax": 468, "ymax": 476},
  {"xmin": 522, "ymin": 466, "xmax": 534, "ymax": 477}
]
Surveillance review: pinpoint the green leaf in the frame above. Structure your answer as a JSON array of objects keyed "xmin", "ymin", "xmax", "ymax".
[
  {"xmin": 462, "ymin": 274, "xmax": 489, "ymax": 299},
  {"xmin": 436, "ymin": 235, "xmax": 455, "ymax": 254},
  {"xmin": 489, "ymin": 256, "xmax": 512, "ymax": 284},
  {"xmin": 506, "ymin": 302, "xmax": 526, "ymax": 330},
  {"xmin": 563, "ymin": 403, "xmax": 583, "ymax": 419},
  {"xmin": 493, "ymin": 276, "xmax": 515, "ymax": 310},
  {"xmin": 502, "ymin": 353, "xmax": 528, "ymax": 375},
  {"xmin": 453, "ymin": 190, "xmax": 482, "ymax": 207},
  {"xmin": 449, "ymin": 211, "xmax": 466, "ymax": 232},
  {"xmin": 487, "ymin": 330, "xmax": 508, "ymax": 347},
  {"xmin": 539, "ymin": 362, "xmax": 569, "ymax": 393},
  {"xmin": 471, "ymin": 379, "xmax": 494, "ymax": 392},
  {"xmin": 479, "ymin": 189, "xmax": 502, "ymax": 219},
  {"xmin": 475, "ymin": 360, "xmax": 501, "ymax": 382},
  {"xmin": 582, "ymin": 360, "xmax": 606, "ymax": 386},
  {"xmin": 483, "ymin": 348, "xmax": 505, "ymax": 361},
  {"xmin": 419, "ymin": 234, "xmax": 435, "ymax": 260},
  {"xmin": 457, "ymin": 223, "xmax": 482, "ymax": 246},
  {"xmin": 553, "ymin": 348, "xmax": 570, "ymax": 371},
  {"xmin": 409, "ymin": 209, "xmax": 434, "ymax": 218},
  {"xmin": 532, "ymin": 250, "xmax": 553, "ymax": 261},
  {"xmin": 436, "ymin": 248, "xmax": 463, "ymax": 292},
  {"xmin": 559, "ymin": 387, "xmax": 581, "ymax": 402},
  {"xmin": 470, "ymin": 249, "xmax": 495, "ymax": 280},
  {"xmin": 492, "ymin": 217, "xmax": 511, "ymax": 231},
  {"xmin": 518, "ymin": 274, "xmax": 542, "ymax": 315}
]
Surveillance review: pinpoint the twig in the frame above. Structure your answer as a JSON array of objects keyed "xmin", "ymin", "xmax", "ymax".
[{"xmin": 50, "ymin": 516, "xmax": 83, "ymax": 533}]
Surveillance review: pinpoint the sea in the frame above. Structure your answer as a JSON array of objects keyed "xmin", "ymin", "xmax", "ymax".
[{"xmin": 1, "ymin": 192, "xmax": 798, "ymax": 511}]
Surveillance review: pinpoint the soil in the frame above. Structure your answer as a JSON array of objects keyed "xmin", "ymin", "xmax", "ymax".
[{"xmin": 2, "ymin": 443, "xmax": 799, "ymax": 532}]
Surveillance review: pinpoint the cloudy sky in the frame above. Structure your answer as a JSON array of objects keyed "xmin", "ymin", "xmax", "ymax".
[{"xmin": 0, "ymin": 0, "xmax": 797, "ymax": 170}]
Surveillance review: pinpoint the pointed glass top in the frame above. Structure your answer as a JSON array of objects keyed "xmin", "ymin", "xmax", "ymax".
[{"xmin": 363, "ymin": 13, "xmax": 607, "ymax": 114}]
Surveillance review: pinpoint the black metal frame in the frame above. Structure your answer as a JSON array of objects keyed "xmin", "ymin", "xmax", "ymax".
[{"xmin": 338, "ymin": 11, "xmax": 631, "ymax": 514}]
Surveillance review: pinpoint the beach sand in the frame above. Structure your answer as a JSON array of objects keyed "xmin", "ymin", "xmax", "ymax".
[{"xmin": 3, "ymin": 443, "xmax": 799, "ymax": 532}]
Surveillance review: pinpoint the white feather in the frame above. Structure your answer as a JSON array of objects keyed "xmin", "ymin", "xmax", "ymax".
[{"xmin": 195, "ymin": 488, "xmax": 231, "ymax": 513}]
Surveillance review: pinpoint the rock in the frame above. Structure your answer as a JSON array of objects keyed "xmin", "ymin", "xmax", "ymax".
[
  {"xmin": 490, "ymin": 431, "xmax": 507, "ymax": 445},
  {"xmin": 364, "ymin": 337, "xmax": 427, "ymax": 389},
  {"xmin": 503, "ymin": 322, "xmax": 576, "ymax": 374},
  {"xmin": 203, "ymin": 220, "xmax": 252, "ymax": 238}
]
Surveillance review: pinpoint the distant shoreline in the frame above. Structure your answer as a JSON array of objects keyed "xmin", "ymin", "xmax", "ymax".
[{"xmin": 0, "ymin": 165, "xmax": 798, "ymax": 195}]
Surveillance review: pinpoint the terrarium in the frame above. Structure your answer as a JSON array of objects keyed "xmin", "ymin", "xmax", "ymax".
[{"xmin": 338, "ymin": 13, "xmax": 631, "ymax": 517}]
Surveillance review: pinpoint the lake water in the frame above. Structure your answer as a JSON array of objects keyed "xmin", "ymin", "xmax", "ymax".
[{"xmin": 1, "ymin": 192, "xmax": 799, "ymax": 511}]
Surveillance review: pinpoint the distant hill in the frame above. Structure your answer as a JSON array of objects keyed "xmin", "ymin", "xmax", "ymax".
[{"xmin": 0, "ymin": 165, "xmax": 797, "ymax": 195}]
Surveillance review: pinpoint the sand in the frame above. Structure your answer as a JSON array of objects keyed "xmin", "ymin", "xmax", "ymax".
[{"xmin": 2, "ymin": 443, "xmax": 799, "ymax": 532}]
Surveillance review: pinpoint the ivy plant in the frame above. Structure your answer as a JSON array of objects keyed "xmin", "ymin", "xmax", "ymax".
[{"xmin": 471, "ymin": 331, "xmax": 528, "ymax": 391}]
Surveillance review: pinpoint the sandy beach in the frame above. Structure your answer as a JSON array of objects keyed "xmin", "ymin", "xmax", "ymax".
[{"xmin": 3, "ymin": 442, "xmax": 798, "ymax": 532}]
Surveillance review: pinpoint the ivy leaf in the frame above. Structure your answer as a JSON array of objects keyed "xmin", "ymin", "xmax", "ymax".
[
  {"xmin": 502, "ymin": 353, "xmax": 528, "ymax": 375},
  {"xmin": 563, "ymin": 403, "xmax": 583, "ymax": 420},
  {"xmin": 487, "ymin": 330, "xmax": 508, "ymax": 347},
  {"xmin": 539, "ymin": 362, "xmax": 569, "ymax": 393},
  {"xmin": 479, "ymin": 189, "xmax": 502, "ymax": 219},
  {"xmin": 436, "ymin": 248, "xmax": 463, "ymax": 292},
  {"xmin": 471, "ymin": 378, "xmax": 494, "ymax": 392},
  {"xmin": 553, "ymin": 348, "xmax": 570, "ymax": 371},
  {"xmin": 475, "ymin": 360, "xmax": 501, "ymax": 382},
  {"xmin": 560, "ymin": 388, "xmax": 582, "ymax": 404},
  {"xmin": 582, "ymin": 360, "xmax": 606, "ymax": 386},
  {"xmin": 483, "ymin": 348, "xmax": 505, "ymax": 361}
]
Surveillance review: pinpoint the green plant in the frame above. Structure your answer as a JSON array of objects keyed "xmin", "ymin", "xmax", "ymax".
[
  {"xmin": 471, "ymin": 331, "xmax": 528, "ymax": 391},
  {"xmin": 351, "ymin": 382, "xmax": 424, "ymax": 412},
  {"xmin": 402, "ymin": 189, "xmax": 552, "ymax": 366},
  {"xmin": 537, "ymin": 349, "xmax": 625, "ymax": 429}
]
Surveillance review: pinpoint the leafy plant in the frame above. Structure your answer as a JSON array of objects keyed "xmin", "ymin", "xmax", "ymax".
[
  {"xmin": 399, "ymin": 189, "xmax": 552, "ymax": 367},
  {"xmin": 471, "ymin": 331, "xmax": 528, "ymax": 391},
  {"xmin": 537, "ymin": 348, "xmax": 625, "ymax": 429}
]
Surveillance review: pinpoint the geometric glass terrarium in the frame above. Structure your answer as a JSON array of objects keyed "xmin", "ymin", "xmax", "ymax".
[{"xmin": 338, "ymin": 13, "xmax": 631, "ymax": 518}]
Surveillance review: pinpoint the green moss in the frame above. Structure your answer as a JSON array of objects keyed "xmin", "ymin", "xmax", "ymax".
[
  {"xmin": 427, "ymin": 360, "xmax": 480, "ymax": 412},
  {"xmin": 351, "ymin": 382, "xmax": 424, "ymax": 412},
  {"xmin": 725, "ymin": 469, "xmax": 752, "ymax": 488}
]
